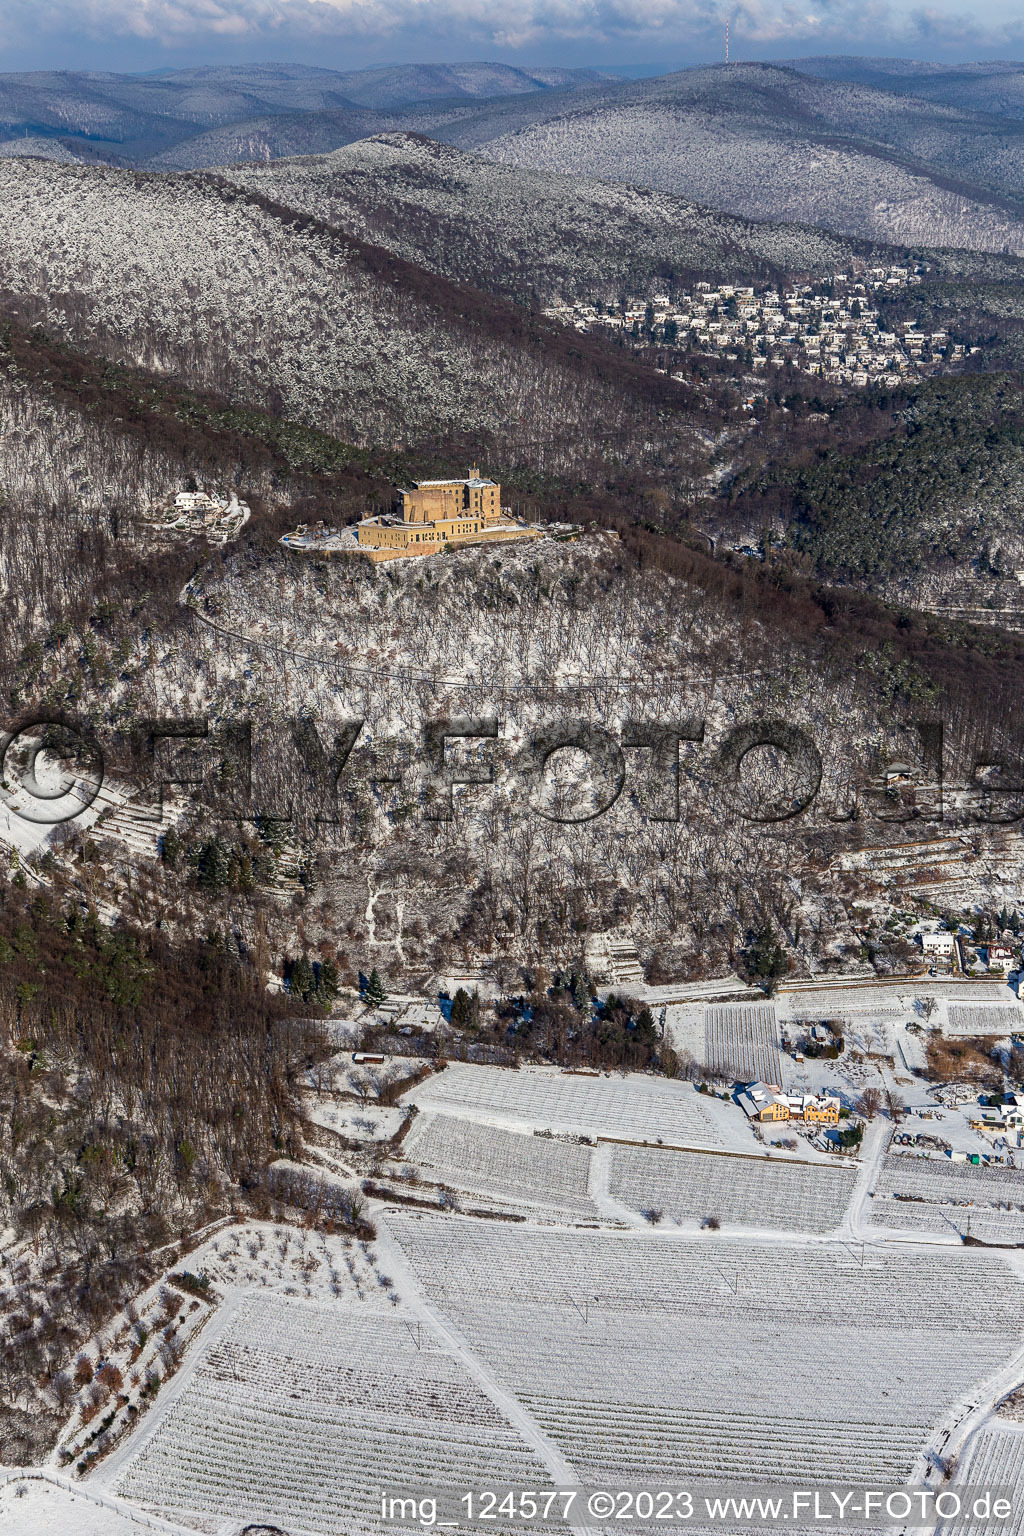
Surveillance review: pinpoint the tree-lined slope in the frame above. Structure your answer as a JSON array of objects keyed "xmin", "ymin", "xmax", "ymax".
[
  {"xmin": 787, "ymin": 57, "xmax": 1024, "ymax": 122},
  {"xmin": 441, "ymin": 63, "xmax": 1024, "ymax": 255},
  {"xmin": 0, "ymin": 157, "xmax": 697, "ymax": 471},
  {"xmin": 223, "ymin": 132, "xmax": 860, "ymax": 304}
]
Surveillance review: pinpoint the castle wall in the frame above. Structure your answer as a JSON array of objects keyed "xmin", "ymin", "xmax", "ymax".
[{"xmin": 357, "ymin": 523, "xmax": 542, "ymax": 563}]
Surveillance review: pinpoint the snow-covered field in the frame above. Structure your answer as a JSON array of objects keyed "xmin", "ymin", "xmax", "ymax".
[
  {"xmin": 402, "ymin": 1062, "xmax": 755, "ymax": 1150},
  {"xmin": 403, "ymin": 1111, "xmax": 598, "ymax": 1218},
  {"xmin": 385, "ymin": 1213, "xmax": 1024, "ymax": 1486},
  {"xmin": 777, "ymin": 982, "xmax": 1015, "ymax": 1017},
  {"xmin": 0, "ymin": 1477, "xmax": 189, "ymax": 1535},
  {"xmin": 44, "ymin": 1127, "xmax": 1024, "ymax": 1536},
  {"xmin": 942, "ymin": 1422, "xmax": 1024, "ymax": 1533},
  {"xmin": 109, "ymin": 1292, "xmax": 551, "ymax": 1535},
  {"xmin": 607, "ymin": 1144, "xmax": 858, "ymax": 1232}
]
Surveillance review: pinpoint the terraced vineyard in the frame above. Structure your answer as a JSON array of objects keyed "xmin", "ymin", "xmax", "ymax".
[
  {"xmin": 402, "ymin": 1112, "xmax": 597, "ymax": 1218},
  {"xmin": 608, "ymin": 1145, "xmax": 856, "ymax": 1232},
  {"xmin": 403, "ymin": 1064, "xmax": 731, "ymax": 1147},
  {"xmin": 386, "ymin": 1214, "xmax": 1024, "ymax": 1487},
  {"xmin": 703, "ymin": 1003, "xmax": 782, "ymax": 1084},
  {"xmin": 112, "ymin": 1294, "xmax": 551, "ymax": 1535},
  {"xmin": 946, "ymin": 1004, "xmax": 1022, "ymax": 1036}
]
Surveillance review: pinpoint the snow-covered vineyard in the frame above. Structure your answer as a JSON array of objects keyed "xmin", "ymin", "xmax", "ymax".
[
  {"xmin": 110, "ymin": 1294, "xmax": 553, "ymax": 1535},
  {"xmin": 398, "ymin": 1098, "xmax": 856, "ymax": 1233},
  {"xmin": 385, "ymin": 1215, "xmax": 1024, "ymax": 1487},
  {"xmin": 606, "ymin": 1144, "xmax": 857, "ymax": 1233},
  {"xmin": 866, "ymin": 1152, "xmax": 1024, "ymax": 1242},
  {"xmin": 403, "ymin": 1062, "xmax": 739, "ymax": 1148},
  {"xmin": 48, "ymin": 1202, "xmax": 1024, "ymax": 1536},
  {"xmin": 944, "ymin": 1425, "xmax": 1024, "ymax": 1534},
  {"xmin": 703, "ymin": 1002, "xmax": 782, "ymax": 1084},
  {"xmin": 401, "ymin": 1111, "xmax": 598, "ymax": 1220},
  {"xmin": 17, "ymin": 1033, "xmax": 1024, "ymax": 1536}
]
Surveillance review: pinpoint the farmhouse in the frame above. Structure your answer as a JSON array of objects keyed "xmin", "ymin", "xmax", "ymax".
[
  {"xmin": 739, "ymin": 1082, "xmax": 789, "ymax": 1121},
  {"xmin": 798, "ymin": 1094, "xmax": 842, "ymax": 1126},
  {"xmin": 739, "ymin": 1083, "xmax": 841, "ymax": 1125},
  {"xmin": 353, "ymin": 469, "xmax": 543, "ymax": 563}
]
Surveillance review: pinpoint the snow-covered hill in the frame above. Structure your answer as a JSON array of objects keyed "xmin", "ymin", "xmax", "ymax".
[
  {"xmin": 431, "ymin": 63, "xmax": 1024, "ymax": 256},
  {"xmin": 0, "ymin": 157, "xmax": 687, "ymax": 465},
  {"xmin": 0, "ymin": 62, "xmax": 612, "ymax": 167},
  {"xmin": 224, "ymin": 132, "xmax": 860, "ymax": 303},
  {"xmin": 787, "ymin": 57, "xmax": 1024, "ymax": 122}
]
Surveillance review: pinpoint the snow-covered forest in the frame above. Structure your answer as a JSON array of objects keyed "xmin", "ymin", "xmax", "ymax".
[
  {"xmin": 225, "ymin": 133, "xmax": 861, "ymax": 304},
  {"xmin": 0, "ymin": 159, "xmax": 693, "ymax": 471},
  {"xmin": 6, "ymin": 62, "xmax": 1024, "ymax": 1506}
]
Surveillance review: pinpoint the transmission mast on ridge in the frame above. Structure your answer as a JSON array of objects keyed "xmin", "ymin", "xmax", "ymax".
[{"xmin": 726, "ymin": 16, "xmax": 729, "ymax": 62}]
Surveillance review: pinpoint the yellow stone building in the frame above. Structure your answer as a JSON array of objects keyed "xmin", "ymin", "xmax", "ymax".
[
  {"xmin": 739, "ymin": 1084, "xmax": 841, "ymax": 1126},
  {"xmin": 801, "ymin": 1095, "xmax": 841, "ymax": 1126},
  {"xmin": 355, "ymin": 469, "xmax": 541, "ymax": 562}
]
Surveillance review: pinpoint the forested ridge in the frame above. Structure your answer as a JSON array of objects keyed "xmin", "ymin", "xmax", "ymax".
[
  {"xmin": 720, "ymin": 374, "xmax": 1024, "ymax": 586},
  {"xmin": 0, "ymin": 882, "xmax": 326, "ymax": 1462}
]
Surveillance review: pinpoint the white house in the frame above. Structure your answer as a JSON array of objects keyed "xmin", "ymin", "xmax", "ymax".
[{"xmin": 987, "ymin": 944, "xmax": 1014, "ymax": 974}]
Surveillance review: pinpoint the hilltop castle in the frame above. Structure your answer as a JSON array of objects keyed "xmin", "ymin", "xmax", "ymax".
[{"xmin": 353, "ymin": 469, "xmax": 542, "ymax": 562}]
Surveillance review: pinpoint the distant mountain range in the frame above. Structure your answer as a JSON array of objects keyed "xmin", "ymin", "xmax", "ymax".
[
  {"xmin": 0, "ymin": 62, "xmax": 612, "ymax": 165},
  {"xmin": 5, "ymin": 58, "xmax": 1024, "ymax": 256},
  {"xmin": 431, "ymin": 63, "xmax": 1024, "ymax": 254},
  {"xmin": 783, "ymin": 57, "xmax": 1024, "ymax": 119}
]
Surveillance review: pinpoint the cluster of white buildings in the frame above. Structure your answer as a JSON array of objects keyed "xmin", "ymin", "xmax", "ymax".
[
  {"xmin": 147, "ymin": 488, "xmax": 251, "ymax": 544},
  {"xmin": 544, "ymin": 264, "xmax": 978, "ymax": 388},
  {"xmin": 974, "ymin": 1095, "xmax": 1024, "ymax": 1133},
  {"xmin": 920, "ymin": 927, "xmax": 1017, "ymax": 975}
]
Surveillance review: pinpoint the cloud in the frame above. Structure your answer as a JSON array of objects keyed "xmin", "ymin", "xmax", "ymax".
[{"xmin": 7, "ymin": 0, "xmax": 1024, "ymax": 56}]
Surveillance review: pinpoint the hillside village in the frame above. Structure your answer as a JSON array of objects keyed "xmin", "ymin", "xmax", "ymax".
[{"xmin": 544, "ymin": 263, "xmax": 979, "ymax": 388}]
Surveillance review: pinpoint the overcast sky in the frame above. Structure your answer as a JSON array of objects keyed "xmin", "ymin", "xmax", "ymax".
[{"xmin": 2, "ymin": 0, "xmax": 1021, "ymax": 73}]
